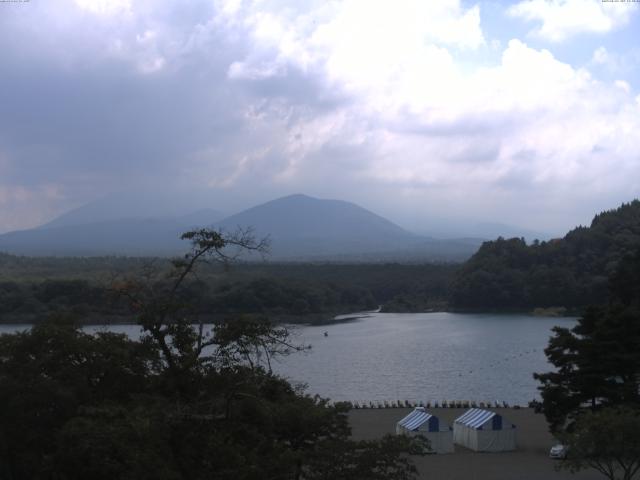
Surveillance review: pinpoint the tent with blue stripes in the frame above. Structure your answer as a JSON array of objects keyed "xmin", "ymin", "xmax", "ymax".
[
  {"xmin": 396, "ymin": 407, "xmax": 453, "ymax": 454},
  {"xmin": 453, "ymin": 408, "xmax": 516, "ymax": 452}
]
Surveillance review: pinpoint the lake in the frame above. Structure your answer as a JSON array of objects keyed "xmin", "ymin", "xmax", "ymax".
[
  {"xmin": 273, "ymin": 312, "xmax": 575, "ymax": 405},
  {"xmin": 0, "ymin": 312, "xmax": 574, "ymax": 405}
]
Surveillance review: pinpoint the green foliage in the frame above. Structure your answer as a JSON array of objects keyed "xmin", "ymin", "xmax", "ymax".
[
  {"xmin": 53, "ymin": 404, "xmax": 180, "ymax": 480},
  {"xmin": 0, "ymin": 229, "xmax": 429, "ymax": 479},
  {"xmin": 0, "ymin": 321, "xmax": 427, "ymax": 479},
  {"xmin": 535, "ymin": 247, "xmax": 640, "ymax": 432},
  {"xmin": 451, "ymin": 200, "xmax": 640, "ymax": 310},
  {"xmin": 559, "ymin": 407, "xmax": 640, "ymax": 480},
  {"xmin": 0, "ymin": 258, "xmax": 456, "ymax": 323},
  {"xmin": 0, "ymin": 319, "xmax": 158, "ymax": 479},
  {"xmin": 206, "ymin": 277, "xmax": 377, "ymax": 317}
]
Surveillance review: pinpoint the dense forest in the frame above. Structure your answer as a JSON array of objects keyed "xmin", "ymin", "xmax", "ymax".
[
  {"xmin": 0, "ymin": 255, "xmax": 455, "ymax": 324},
  {"xmin": 450, "ymin": 200, "xmax": 640, "ymax": 311}
]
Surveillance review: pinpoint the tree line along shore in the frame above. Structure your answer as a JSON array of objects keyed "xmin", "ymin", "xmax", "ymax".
[{"xmin": 1, "ymin": 200, "xmax": 639, "ymax": 324}]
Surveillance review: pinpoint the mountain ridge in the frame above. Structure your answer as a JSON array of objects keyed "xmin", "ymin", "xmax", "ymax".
[{"xmin": 0, "ymin": 194, "xmax": 480, "ymax": 261}]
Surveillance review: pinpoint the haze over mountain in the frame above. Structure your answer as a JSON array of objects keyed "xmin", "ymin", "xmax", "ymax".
[
  {"xmin": 40, "ymin": 190, "xmax": 225, "ymax": 230},
  {"xmin": 417, "ymin": 221, "xmax": 552, "ymax": 243},
  {"xmin": 36, "ymin": 189, "xmax": 542, "ymax": 241},
  {"xmin": 0, "ymin": 217, "xmax": 219, "ymax": 257},
  {"xmin": 0, "ymin": 194, "xmax": 481, "ymax": 261}
]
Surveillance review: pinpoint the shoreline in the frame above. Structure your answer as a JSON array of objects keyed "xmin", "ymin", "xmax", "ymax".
[{"xmin": 0, "ymin": 307, "xmax": 577, "ymax": 326}]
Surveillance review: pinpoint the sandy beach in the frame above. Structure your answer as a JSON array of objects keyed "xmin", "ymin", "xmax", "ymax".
[{"xmin": 349, "ymin": 407, "xmax": 602, "ymax": 480}]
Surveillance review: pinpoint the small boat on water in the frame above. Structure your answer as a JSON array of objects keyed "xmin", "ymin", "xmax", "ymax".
[{"xmin": 324, "ymin": 331, "xmax": 328, "ymax": 337}]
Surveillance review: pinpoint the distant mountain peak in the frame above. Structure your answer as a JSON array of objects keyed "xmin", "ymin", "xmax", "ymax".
[
  {"xmin": 217, "ymin": 194, "xmax": 412, "ymax": 240},
  {"xmin": 279, "ymin": 193, "xmax": 315, "ymax": 200},
  {"xmin": 0, "ymin": 193, "xmax": 481, "ymax": 261}
]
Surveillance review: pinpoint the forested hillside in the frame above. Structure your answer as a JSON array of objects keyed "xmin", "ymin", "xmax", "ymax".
[
  {"xmin": 450, "ymin": 200, "xmax": 640, "ymax": 311},
  {"xmin": 0, "ymin": 256, "xmax": 455, "ymax": 323}
]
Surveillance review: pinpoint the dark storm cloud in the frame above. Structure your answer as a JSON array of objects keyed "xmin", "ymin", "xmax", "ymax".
[
  {"xmin": 0, "ymin": 21, "xmax": 241, "ymax": 188},
  {"xmin": 0, "ymin": 0, "xmax": 343, "ymax": 198}
]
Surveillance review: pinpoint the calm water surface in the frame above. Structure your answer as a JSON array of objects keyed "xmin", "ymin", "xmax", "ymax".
[
  {"xmin": 273, "ymin": 312, "xmax": 575, "ymax": 405},
  {"xmin": 0, "ymin": 312, "xmax": 574, "ymax": 405}
]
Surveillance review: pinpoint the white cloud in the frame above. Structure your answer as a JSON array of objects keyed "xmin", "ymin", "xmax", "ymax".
[
  {"xmin": 169, "ymin": 0, "xmax": 640, "ymax": 229},
  {"xmin": 589, "ymin": 45, "xmax": 640, "ymax": 83},
  {"xmin": 508, "ymin": 0, "xmax": 636, "ymax": 42},
  {"xmin": 592, "ymin": 46, "xmax": 610, "ymax": 65},
  {"xmin": 367, "ymin": 40, "xmax": 638, "ymax": 192},
  {"xmin": 0, "ymin": 185, "xmax": 66, "ymax": 234},
  {"xmin": 228, "ymin": 60, "xmax": 283, "ymax": 80},
  {"xmin": 311, "ymin": 0, "xmax": 485, "ymax": 52},
  {"xmin": 2, "ymin": 0, "xmax": 640, "ymax": 232},
  {"xmin": 223, "ymin": 0, "xmax": 640, "ymax": 228},
  {"xmin": 74, "ymin": 0, "xmax": 132, "ymax": 17},
  {"xmin": 226, "ymin": 0, "xmax": 484, "ymax": 116},
  {"xmin": 615, "ymin": 79, "xmax": 631, "ymax": 93}
]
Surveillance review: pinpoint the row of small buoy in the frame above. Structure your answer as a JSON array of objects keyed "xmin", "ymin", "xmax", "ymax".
[
  {"xmin": 327, "ymin": 399, "xmax": 524, "ymax": 409},
  {"xmin": 484, "ymin": 348, "xmax": 539, "ymax": 370}
]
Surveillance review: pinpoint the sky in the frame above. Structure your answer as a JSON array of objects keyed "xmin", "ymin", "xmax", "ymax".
[{"xmin": 0, "ymin": 0, "xmax": 639, "ymax": 236}]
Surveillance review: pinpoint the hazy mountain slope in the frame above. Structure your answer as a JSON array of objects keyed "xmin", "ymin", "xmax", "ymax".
[
  {"xmin": 0, "ymin": 193, "xmax": 481, "ymax": 260},
  {"xmin": 214, "ymin": 194, "xmax": 481, "ymax": 260},
  {"xmin": 217, "ymin": 194, "xmax": 412, "ymax": 240},
  {"xmin": 0, "ymin": 219, "xmax": 187, "ymax": 256},
  {"xmin": 41, "ymin": 192, "xmax": 224, "ymax": 229},
  {"xmin": 0, "ymin": 208, "xmax": 224, "ymax": 256}
]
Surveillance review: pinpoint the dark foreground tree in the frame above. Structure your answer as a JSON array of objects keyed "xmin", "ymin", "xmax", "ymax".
[
  {"xmin": 559, "ymin": 407, "xmax": 640, "ymax": 480},
  {"xmin": 534, "ymin": 248, "xmax": 640, "ymax": 433},
  {"xmin": 0, "ymin": 229, "xmax": 429, "ymax": 480},
  {"xmin": 0, "ymin": 319, "xmax": 159, "ymax": 480}
]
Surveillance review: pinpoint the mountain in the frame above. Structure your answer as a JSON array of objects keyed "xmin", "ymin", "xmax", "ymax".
[
  {"xmin": 40, "ymin": 191, "xmax": 224, "ymax": 230},
  {"xmin": 216, "ymin": 194, "xmax": 480, "ymax": 260},
  {"xmin": 0, "ymin": 194, "xmax": 481, "ymax": 260},
  {"xmin": 217, "ymin": 194, "xmax": 413, "ymax": 255},
  {"xmin": 0, "ymin": 190, "xmax": 225, "ymax": 256},
  {"xmin": 0, "ymin": 215, "xmax": 222, "ymax": 257},
  {"xmin": 219, "ymin": 194, "xmax": 409, "ymax": 240},
  {"xmin": 450, "ymin": 200, "xmax": 640, "ymax": 311}
]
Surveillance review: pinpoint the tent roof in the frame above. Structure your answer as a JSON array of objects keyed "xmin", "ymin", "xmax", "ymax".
[
  {"xmin": 397, "ymin": 407, "xmax": 435, "ymax": 431},
  {"xmin": 454, "ymin": 408, "xmax": 497, "ymax": 430}
]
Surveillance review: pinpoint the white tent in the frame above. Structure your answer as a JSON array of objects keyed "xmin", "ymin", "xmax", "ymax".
[
  {"xmin": 453, "ymin": 408, "xmax": 516, "ymax": 452},
  {"xmin": 396, "ymin": 407, "xmax": 454, "ymax": 454}
]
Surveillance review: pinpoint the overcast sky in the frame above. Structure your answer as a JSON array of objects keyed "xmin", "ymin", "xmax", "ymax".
[{"xmin": 1, "ymin": 0, "xmax": 639, "ymax": 235}]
